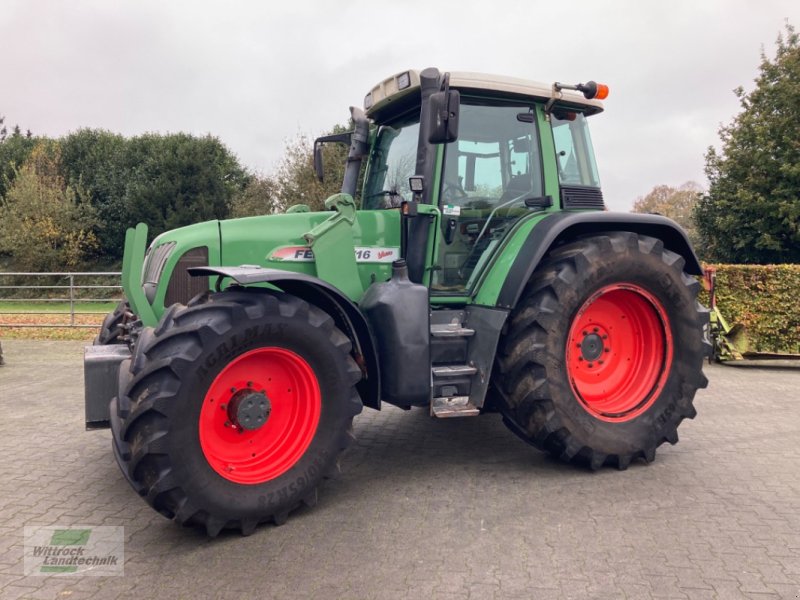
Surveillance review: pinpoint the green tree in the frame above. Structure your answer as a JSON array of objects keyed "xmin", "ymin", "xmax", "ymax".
[
  {"xmin": 0, "ymin": 142, "xmax": 98, "ymax": 270},
  {"xmin": 230, "ymin": 174, "xmax": 281, "ymax": 218},
  {"xmin": 122, "ymin": 134, "xmax": 248, "ymax": 242},
  {"xmin": 695, "ymin": 23, "xmax": 800, "ymax": 263},
  {"xmin": 60, "ymin": 129, "xmax": 128, "ymax": 256},
  {"xmin": 59, "ymin": 130, "xmax": 248, "ymax": 259},
  {"xmin": 632, "ymin": 182, "xmax": 702, "ymax": 249},
  {"xmin": 229, "ymin": 122, "xmax": 356, "ymax": 218},
  {"xmin": 271, "ymin": 124, "xmax": 357, "ymax": 212},
  {"xmin": 0, "ymin": 115, "xmax": 38, "ymax": 199}
]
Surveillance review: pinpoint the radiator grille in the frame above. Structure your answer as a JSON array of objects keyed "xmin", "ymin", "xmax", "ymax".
[{"xmin": 165, "ymin": 247, "xmax": 209, "ymax": 307}]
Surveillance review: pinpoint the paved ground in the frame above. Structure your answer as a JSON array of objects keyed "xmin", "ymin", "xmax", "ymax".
[{"xmin": 0, "ymin": 339, "xmax": 798, "ymax": 600}]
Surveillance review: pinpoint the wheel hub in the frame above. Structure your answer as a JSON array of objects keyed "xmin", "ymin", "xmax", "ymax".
[
  {"xmin": 228, "ymin": 389, "xmax": 271, "ymax": 431},
  {"xmin": 580, "ymin": 332, "xmax": 604, "ymax": 361}
]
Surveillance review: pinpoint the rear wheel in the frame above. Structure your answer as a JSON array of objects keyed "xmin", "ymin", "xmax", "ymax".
[
  {"xmin": 494, "ymin": 232, "xmax": 709, "ymax": 469},
  {"xmin": 110, "ymin": 288, "xmax": 362, "ymax": 536}
]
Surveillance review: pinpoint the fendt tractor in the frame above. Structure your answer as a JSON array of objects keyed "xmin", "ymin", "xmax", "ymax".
[{"xmin": 85, "ymin": 68, "xmax": 710, "ymax": 536}]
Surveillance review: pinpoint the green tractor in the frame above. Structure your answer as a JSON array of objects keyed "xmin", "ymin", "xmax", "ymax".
[{"xmin": 85, "ymin": 68, "xmax": 710, "ymax": 536}]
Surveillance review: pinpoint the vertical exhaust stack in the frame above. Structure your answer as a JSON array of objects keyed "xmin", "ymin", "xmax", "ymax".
[
  {"xmin": 341, "ymin": 106, "xmax": 370, "ymax": 198},
  {"xmin": 415, "ymin": 67, "xmax": 441, "ymax": 205}
]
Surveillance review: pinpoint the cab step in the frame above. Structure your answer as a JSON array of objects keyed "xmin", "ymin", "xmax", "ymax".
[
  {"xmin": 431, "ymin": 365, "xmax": 478, "ymax": 377},
  {"xmin": 431, "ymin": 396, "xmax": 480, "ymax": 418},
  {"xmin": 430, "ymin": 323, "xmax": 475, "ymax": 338}
]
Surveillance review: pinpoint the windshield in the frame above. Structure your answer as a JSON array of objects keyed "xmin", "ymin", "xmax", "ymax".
[{"xmin": 362, "ymin": 119, "xmax": 420, "ymax": 210}]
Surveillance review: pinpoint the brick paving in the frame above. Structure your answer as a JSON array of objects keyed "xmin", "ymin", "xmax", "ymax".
[{"xmin": 0, "ymin": 339, "xmax": 798, "ymax": 599}]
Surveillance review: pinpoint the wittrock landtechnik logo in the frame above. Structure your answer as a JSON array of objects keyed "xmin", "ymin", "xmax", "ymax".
[{"xmin": 24, "ymin": 526, "xmax": 124, "ymax": 576}]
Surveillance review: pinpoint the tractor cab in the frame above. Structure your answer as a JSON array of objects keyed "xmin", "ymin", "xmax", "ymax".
[{"xmin": 356, "ymin": 69, "xmax": 607, "ymax": 294}]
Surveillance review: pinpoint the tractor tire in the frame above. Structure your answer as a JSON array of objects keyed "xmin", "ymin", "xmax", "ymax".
[
  {"xmin": 494, "ymin": 232, "xmax": 710, "ymax": 470},
  {"xmin": 110, "ymin": 288, "xmax": 362, "ymax": 536},
  {"xmin": 93, "ymin": 300, "xmax": 131, "ymax": 345}
]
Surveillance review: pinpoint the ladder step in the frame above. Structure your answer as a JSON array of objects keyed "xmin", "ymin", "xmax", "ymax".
[
  {"xmin": 431, "ymin": 396, "xmax": 480, "ymax": 418},
  {"xmin": 432, "ymin": 365, "xmax": 478, "ymax": 377},
  {"xmin": 430, "ymin": 324, "xmax": 475, "ymax": 338}
]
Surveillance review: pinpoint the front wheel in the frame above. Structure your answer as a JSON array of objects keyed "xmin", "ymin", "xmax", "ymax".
[
  {"xmin": 494, "ymin": 232, "xmax": 710, "ymax": 469},
  {"xmin": 93, "ymin": 300, "xmax": 132, "ymax": 345},
  {"xmin": 110, "ymin": 289, "xmax": 362, "ymax": 536}
]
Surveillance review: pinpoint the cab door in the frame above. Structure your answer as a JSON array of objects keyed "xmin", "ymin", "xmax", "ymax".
[{"xmin": 433, "ymin": 101, "xmax": 544, "ymax": 294}]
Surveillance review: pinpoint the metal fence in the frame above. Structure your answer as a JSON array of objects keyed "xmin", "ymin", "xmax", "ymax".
[{"xmin": 0, "ymin": 272, "xmax": 122, "ymax": 328}]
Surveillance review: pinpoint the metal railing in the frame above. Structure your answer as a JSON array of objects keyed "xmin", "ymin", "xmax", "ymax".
[{"xmin": 0, "ymin": 272, "xmax": 122, "ymax": 328}]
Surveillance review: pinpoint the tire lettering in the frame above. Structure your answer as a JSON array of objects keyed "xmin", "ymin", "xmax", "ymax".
[
  {"xmin": 259, "ymin": 452, "xmax": 329, "ymax": 509},
  {"xmin": 655, "ymin": 402, "xmax": 676, "ymax": 428},
  {"xmin": 198, "ymin": 324, "xmax": 289, "ymax": 379}
]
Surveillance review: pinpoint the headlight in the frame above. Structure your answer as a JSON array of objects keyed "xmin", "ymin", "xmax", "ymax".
[{"xmin": 397, "ymin": 71, "xmax": 411, "ymax": 90}]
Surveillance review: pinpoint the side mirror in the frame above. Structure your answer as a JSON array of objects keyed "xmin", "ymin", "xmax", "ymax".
[
  {"xmin": 312, "ymin": 132, "xmax": 352, "ymax": 182},
  {"xmin": 426, "ymin": 90, "xmax": 460, "ymax": 144}
]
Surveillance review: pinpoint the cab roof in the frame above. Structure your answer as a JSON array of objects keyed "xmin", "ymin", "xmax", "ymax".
[{"xmin": 364, "ymin": 69, "xmax": 605, "ymax": 121}]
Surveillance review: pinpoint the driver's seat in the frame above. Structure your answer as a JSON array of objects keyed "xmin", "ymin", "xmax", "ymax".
[{"xmin": 499, "ymin": 172, "xmax": 533, "ymax": 202}]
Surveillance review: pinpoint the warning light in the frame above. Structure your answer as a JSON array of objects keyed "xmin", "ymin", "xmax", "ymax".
[
  {"xmin": 593, "ymin": 83, "xmax": 610, "ymax": 100},
  {"xmin": 554, "ymin": 81, "xmax": 610, "ymax": 101},
  {"xmin": 577, "ymin": 81, "xmax": 610, "ymax": 100}
]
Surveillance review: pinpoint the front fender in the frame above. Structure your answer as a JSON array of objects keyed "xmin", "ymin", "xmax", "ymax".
[{"xmin": 189, "ymin": 266, "xmax": 381, "ymax": 410}]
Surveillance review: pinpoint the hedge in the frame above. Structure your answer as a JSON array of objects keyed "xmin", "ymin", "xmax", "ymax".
[{"xmin": 703, "ymin": 264, "xmax": 800, "ymax": 354}]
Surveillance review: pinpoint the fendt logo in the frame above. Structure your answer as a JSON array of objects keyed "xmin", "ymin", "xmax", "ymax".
[{"xmin": 269, "ymin": 246, "xmax": 399, "ymax": 264}]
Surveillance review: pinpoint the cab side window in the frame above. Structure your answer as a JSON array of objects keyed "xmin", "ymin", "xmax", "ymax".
[{"xmin": 551, "ymin": 113, "xmax": 601, "ymax": 188}]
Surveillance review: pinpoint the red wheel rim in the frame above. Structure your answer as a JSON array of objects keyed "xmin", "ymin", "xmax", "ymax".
[
  {"xmin": 199, "ymin": 347, "xmax": 321, "ymax": 484},
  {"xmin": 565, "ymin": 284, "xmax": 673, "ymax": 422}
]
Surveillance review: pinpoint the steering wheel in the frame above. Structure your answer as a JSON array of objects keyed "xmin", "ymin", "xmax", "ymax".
[{"xmin": 442, "ymin": 180, "xmax": 468, "ymax": 203}]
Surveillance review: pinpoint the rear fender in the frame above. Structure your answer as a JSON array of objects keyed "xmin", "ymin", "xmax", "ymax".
[
  {"xmin": 495, "ymin": 212, "xmax": 703, "ymax": 309},
  {"xmin": 189, "ymin": 266, "xmax": 380, "ymax": 410}
]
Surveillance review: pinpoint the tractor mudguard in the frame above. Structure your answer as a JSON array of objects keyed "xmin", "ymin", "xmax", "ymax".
[
  {"xmin": 188, "ymin": 265, "xmax": 381, "ymax": 410},
  {"xmin": 495, "ymin": 212, "xmax": 703, "ymax": 309}
]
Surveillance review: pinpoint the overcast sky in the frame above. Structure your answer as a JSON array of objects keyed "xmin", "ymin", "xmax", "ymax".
[{"xmin": 2, "ymin": 0, "xmax": 798, "ymax": 211}]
